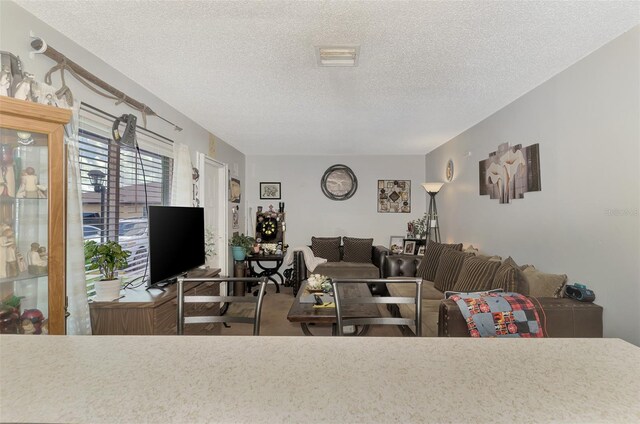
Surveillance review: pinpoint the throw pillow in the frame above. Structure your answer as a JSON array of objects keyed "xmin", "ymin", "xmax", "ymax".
[
  {"xmin": 342, "ymin": 237, "xmax": 373, "ymax": 263},
  {"xmin": 416, "ymin": 241, "xmax": 463, "ymax": 281},
  {"xmin": 522, "ymin": 266, "xmax": 567, "ymax": 298},
  {"xmin": 311, "ymin": 236, "xmax": 341, "ymax": 262},
  {"xmin": 453, "ymin": 256, "xmax": 501, "ymax": 293},
  {"xmin": 433, "ymin": 249, "xmax": 473, "ymax": 292},
  {"xmin": 491, "ymin": 257, "xmax": 529, "ymax": 295}
]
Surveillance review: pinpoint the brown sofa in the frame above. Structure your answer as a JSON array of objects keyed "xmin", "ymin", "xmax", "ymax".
[
  {"xmin": 292, "ymin": 237, "xmax": 389, "ymax": 296},
  {"xmin": 384, "ymin": 250, "xmax": 603, "ymax": 337}
]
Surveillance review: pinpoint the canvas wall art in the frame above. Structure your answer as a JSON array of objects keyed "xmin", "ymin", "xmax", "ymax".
[
  {"xmin": 229, "ymin": 178, "xmax": 241, "ymax": 203},
  {"xmin": 479, "ymin": 142, "xmax": 541, "ymax": 204},
  {"xmin": 378, "ymin": 180, "xmax": 411, "ymax": 213}
]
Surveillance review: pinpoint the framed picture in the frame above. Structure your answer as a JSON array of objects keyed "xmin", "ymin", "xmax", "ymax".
[
  {"xmin": 389, "ymin": 236, "xmax": 404, "ymax": 254},
  {"xmin": 403, "ymin": 240, "xmax": 416, "ymax": 255},
  {"xmin": 417, "ymin": 245, "xmax": 426, "ymax": 256},
  {"xmin": 229, "ymin": 178, "xmax": 241, "ymax": 203},
  {"xmin": 260, "ymin": 182, "xmax": 281, "ymax": 200},
  {"xmin": 377, "ymin": 180, "xmax": 411, "ymax": 213}
]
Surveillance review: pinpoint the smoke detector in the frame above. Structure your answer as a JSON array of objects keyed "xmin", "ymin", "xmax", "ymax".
[{"xmin": 316, "ymin": 46, "xmax": 360, "ymax": 67}]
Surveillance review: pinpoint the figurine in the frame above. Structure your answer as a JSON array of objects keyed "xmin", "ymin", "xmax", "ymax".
[
  {"xmin": 12, "ymin": 72, "xmax": 35, "ymax": 102},
  {"xmin": 0, "ymin": 305, "xmax": 19, "ymax": 334},
  {"xmin": 0, "ymin": 64, "xmax": 12, "ymax": 97},
  {"xmin": 41, "ymin": 319, "xmax": 49, "ymax": 335},
  {"xmin": 21, "ymin": 309, "xmax": 44, "ymax": 334},
  {"xmin": 38, "ymin": 246, "xmax": 47, "ymax": 262},
  {"xmin": 28, "ymin": 242, "xmax": 47, "ymax": 275},
  {"xmin": 17, "ymin": 167, "xmax": 44, "ymax": 199},
  {"xmin": 3, "ymin": 228, "xmax": 18, "ymax": 277}
]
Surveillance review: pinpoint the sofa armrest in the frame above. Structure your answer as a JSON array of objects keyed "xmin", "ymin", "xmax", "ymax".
[
  {"xmin": 372, "ymin": 245, "xmax": 390, "ymax": 277},
  {"xmin": 292, "ymin": 250, "xmax": 308, "ymax": 296},
  {"xmin": 383, "ymin": 254, "xmax": 421, "ymax": 278},
  {"xmin": 438, "ymin": 297, "xmax": 604, "ymax": 337}
]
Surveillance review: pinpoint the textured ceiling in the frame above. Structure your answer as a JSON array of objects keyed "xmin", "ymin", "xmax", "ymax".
[{"xmin": 15, "ymin": 1, "xmax": 640, "ymax": 155}]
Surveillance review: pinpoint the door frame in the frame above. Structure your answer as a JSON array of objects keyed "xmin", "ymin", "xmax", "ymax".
[{"xmin": 197, "ymin": 153, "xmax": 229, "ymax": 277}]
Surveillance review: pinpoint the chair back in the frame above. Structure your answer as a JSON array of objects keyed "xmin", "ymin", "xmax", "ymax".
[
  {"xmin": 177, "ymin": 276, "xmax": 268, "ymax": 336},
  {"xmin": 331, "ymin": 278, "xmax": 422, "ymax": 336}
]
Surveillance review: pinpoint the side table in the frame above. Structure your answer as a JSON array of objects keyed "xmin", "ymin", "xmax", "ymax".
[{"xmin": 246, "ymin": 254, "xmax": 285, "ymax": 293}]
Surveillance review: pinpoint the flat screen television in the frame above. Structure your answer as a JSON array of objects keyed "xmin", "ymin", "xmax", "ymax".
[{"xmin": 148, "ymin": 206, "xmax": 205, "ymax": 287}]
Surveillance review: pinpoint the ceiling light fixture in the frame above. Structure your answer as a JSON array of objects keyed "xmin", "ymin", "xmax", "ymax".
[{"xmin": 316, "ymin": 46, "xmax": 360, "ymax": 67}]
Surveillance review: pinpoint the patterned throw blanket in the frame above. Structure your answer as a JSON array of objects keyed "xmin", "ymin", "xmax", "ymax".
[{"xmin": 450, "ymin": 292, "xmax": 543, "ymax": 337}]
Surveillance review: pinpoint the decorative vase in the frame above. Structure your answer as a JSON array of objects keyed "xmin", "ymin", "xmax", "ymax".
[
  {"xmin": 94, "ymin": 279, "xmax": 122, "ymax": 301},
  {"xmin": 231, "ymin": 246, "xmax": 246, "ymax": 261}
]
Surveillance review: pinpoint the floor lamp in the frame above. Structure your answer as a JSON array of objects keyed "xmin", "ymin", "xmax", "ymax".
[{"xmin": 421, "ymin": 182, "xmax": 444, "ymax": 243}]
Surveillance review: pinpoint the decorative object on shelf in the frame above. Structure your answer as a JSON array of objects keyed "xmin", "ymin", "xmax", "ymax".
[
  {"xmin": 229, "ymin": 178, "xmax": 241, "ymax": 203},
  {"xmin": 389, "ymin": 235, "xmax": 404, "ymax": 254},
  {"xmin": 407, "ymin": 215, "xmax": 427, "ymax": 238},
  {"xmin": 403, "ymin": 240, "xmax": 416, "ymax": 255},
  {"xmin": 377, "ymin": 180, "xmax": 411, "ymax": 213},
  {"xmin": 16, "ymin": 166, "xmax": 46, "ymax": 198},
  {"xmin": 446, "ymin": 159, "xmax": 454, "ymax": 182},
  {"xmin": 27, "ymin": 242, "xmax": 48, "ymax": 275},
  {"xmin": 20, "ymin": 308, "xmax": 44, "ymax": 334},
  {"xmin": 422, "ymin": 182, "xmax": 444, "ymax": 243},
  {"xmin": 84, "ymin": 240, "xmax": 131, "ymax": 301},
  {"xmin": 479, "ymin": 142, "xmax": 541, "ymax": 204},
  {"xmin": 307, "ymin": 274, "xmax": 332, "ymax": 292},
  {"xmin": 321, "ymin": 164, "xmax": 358, "ymax": 201},
  {"xmin": 417, "ymin": 245, "xmax": 426, "ymax": 256},
  {"xmin": 229, "ymin": 233, "xmax": 255, "ymax": 261},
  {"xmin": 2, "ymin": 227, "xmax": 18, "ymax": 278},
  {"xmin": 259, "ymin": 182, "xmax": 281, "ymax": 200}
]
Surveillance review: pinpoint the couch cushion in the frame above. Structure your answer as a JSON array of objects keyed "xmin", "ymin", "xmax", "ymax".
[
  {"xmin": 387, "ymin": 279, "xmax": 443, "ymax": 301},
  {"xmin": 342, "ymin": 237, "xmax": 373, "ymax": 263},
  {"xmin": 417, "ymin": 241, "xmax": 463, "ymax": 281},
  {"xmin": 311, "ymin": 236, "xmax": 341, "ymax": 262},
  {"xmin": 522, "ymin": 266, "xmax": 567, "ymax": 298},
  {"xmin": 313, "ymin": 261, "xmax": 379, "ymax": 279},
  {"xmin": 491, "ymin": 257, "xmax": 529, "ymax": 294},
  {"xmin": 453, "ymin": 256, "xmax": 501, "ymax": 292},
  {"xmin": 433, "ymin": 250, "xmax": 473, "ymax": 292}
]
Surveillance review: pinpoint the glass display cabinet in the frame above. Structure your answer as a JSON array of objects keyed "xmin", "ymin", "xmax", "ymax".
[{"xmin": 0, "ymin": 96, "xmax": 71, "ymax": 335}]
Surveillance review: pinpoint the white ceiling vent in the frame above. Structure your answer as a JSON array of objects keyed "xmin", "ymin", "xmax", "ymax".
[{"xmin": 316, "ymin": 46, "xmax": 360, "ymax": 67}]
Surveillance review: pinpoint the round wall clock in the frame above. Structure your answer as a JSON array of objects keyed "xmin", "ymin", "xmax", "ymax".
[
  {"xmin": 321, "ymin": 164, "xmax": 358, "ymax": 201},
  {"xmin": 446, "ymin": 159, "xmax": 454, "ymax": 182}
]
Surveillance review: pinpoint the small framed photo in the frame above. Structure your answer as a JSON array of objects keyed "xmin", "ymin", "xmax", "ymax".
[
  {"xmin": 260, "ymin": 182, "xmax": 281, "ymax": 200},
  {"xmin": 417, "ymin": 245, "xmax": 426, "ymax": 256},
  {"xmin": 403, "ymin": 240, "xmax": 416, "ymax": 255},
  {"xmin": 389, "ymin": 236, "xmax": 404, "ymax": 254}
]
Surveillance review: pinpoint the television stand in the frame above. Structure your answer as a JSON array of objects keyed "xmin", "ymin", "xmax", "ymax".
[{"xmin": 89, "ymin": 267, "xmax": 221, "ymax": 335}]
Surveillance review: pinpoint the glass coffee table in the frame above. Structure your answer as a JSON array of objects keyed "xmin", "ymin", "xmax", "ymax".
[{"xmin": 286, "ymin": 281, "xmax": 380, "ymax": 336}]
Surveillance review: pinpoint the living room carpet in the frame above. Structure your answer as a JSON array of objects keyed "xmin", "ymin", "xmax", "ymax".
[{"xmin": 219, "ymin": 285, "xmax": 403, "ymax": 337}]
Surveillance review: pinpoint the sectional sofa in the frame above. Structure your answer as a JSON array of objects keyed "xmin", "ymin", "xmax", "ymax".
[{"xmin": 383, "ymin": 241, "xmax": 603, "ymax": 337}]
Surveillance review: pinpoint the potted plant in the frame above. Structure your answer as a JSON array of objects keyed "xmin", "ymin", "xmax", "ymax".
[
  {"xmin": 228, "ymin": 233, "xmax": 255, "ymax": 261},
  {"xmin": 84, "ymin": 240, "xmax": 131, "ymax": 301}
]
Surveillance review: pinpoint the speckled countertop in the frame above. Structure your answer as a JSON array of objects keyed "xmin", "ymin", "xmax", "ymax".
[{"xmin": 1, "ymin": 336, "xmax": 639, "ymax": 423}]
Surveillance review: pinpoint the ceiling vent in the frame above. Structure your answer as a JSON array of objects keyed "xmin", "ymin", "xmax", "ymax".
[{"xmin": 316, "ymin": 46, "xmax": 360, "ymax": 67}]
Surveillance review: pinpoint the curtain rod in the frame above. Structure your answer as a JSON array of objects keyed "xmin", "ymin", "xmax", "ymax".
[
  {"xmin": 30, "ymin": 37, "xmax": 183, "ymax": 132},
  {"xmin": 80, "ymin": 102, "xmax": 175, "ymax": 146}
]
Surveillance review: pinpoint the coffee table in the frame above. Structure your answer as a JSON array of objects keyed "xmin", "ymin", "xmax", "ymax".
[{"xmin": 287, "ymin": 281, "xmax": 380, "ymax": 336}]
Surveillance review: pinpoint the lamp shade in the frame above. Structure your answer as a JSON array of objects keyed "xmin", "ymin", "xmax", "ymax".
[{"xmin": 421, "ymin": 182, "xmax": 444, "ymax": 194}]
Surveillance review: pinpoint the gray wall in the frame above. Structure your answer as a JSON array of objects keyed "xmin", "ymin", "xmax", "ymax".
[
  {"xmin": 0, "ymin": 1, "xmax": 247, "ymax": 240},
  {"xmin": 246, "ymin": 155, "xmax": 426, "ymax": 248},
  {"xmin": 426, "ymin": 26, "xmax": 640, "ymax": 345}
]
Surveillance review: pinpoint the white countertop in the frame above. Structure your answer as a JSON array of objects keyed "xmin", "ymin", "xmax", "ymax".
[{"xmin": 1, "ymin": 336, "xmax": 639, "ymax": 423}]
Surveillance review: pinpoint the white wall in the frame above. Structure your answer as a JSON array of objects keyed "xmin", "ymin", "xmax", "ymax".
[
  {"xmin": 0, "ymin": 1, "xmax": 248, "ymax": 242},
  {"xmin": 246, "ymin": 155, "xmax": 426, "ymax": 248},
  {"xmin": 425, "ymin": 27, "xmax": 640, "ymax": 345}
]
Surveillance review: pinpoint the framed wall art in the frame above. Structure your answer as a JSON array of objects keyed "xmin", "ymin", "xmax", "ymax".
[
  {"xmin": 479, "ymin": 142, "xmax": 541, "ymax": 204},
  {"xmin": 229, "ymin": 178, "xmax": 241, "ymax": 203},
  {"xmin": 377, "ymin": 180, "xmax": 411, "ymax": 213},
  {"xmin": 260, "ymin": 182, "xmax": 281, "ymax": 200}
]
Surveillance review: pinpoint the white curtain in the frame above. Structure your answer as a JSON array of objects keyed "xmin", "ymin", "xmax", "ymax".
[
  {"xmin": 65, "ymin": 103, "xmax": 92, "ymax": 335},
  {"xmin": 171, "ymin": 142, "xmax": 192, "ymax": 206}
]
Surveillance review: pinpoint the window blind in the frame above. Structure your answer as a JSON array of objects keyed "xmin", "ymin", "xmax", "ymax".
[{"xmin": 78, "ymin": 105, "xmax": 173, "ymax": 293}]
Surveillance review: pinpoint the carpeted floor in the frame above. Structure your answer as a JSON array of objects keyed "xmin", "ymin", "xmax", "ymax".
[{"xmin": 219, "ymin": 284, "xmax": 403, "ymax": 337}]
